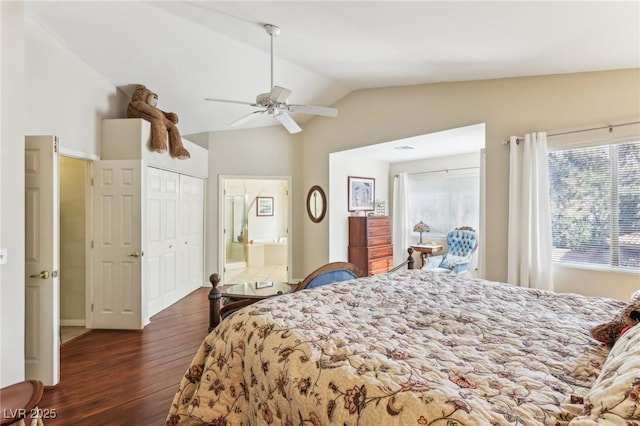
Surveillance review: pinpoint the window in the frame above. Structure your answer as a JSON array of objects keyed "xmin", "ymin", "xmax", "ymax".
[
  {"xmin": 548, "ymin": 141, "xmax": 640, "ymax": 271},
  {"xmin": 407, "ymin": 170, "xmax": 480, "ymax": 237}
]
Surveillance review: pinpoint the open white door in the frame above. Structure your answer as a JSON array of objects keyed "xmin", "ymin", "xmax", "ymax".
[
  {"xmin": 25, "ymin": 135, "xmax": 60, "ymax": 386},
  {"xmin": 91, "ymin": 160, "xmax": 143, "ymax": 329}
]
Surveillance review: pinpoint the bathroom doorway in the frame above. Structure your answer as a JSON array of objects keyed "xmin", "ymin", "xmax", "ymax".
[{"xmin": 221, "ymin": 176, "xmax": 291, "ymax": 284}]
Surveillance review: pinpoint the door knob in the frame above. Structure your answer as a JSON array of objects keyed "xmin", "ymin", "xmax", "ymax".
[
  {"xmin": 30, "ymin": 270, "xmax": 50, "ymax": 279},
  {"xmin": 128, "ymin": 251, "xmax": 141, "ymax": 258}
]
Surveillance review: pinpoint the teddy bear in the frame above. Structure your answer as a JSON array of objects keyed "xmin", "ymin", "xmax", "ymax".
[
  {"xmin": 590, "ymin": 291, "xmax": 640, "ymax": 346},
  {"xmin": 126, "ymin": 85, "xmax": 190, "ymax": 159}
]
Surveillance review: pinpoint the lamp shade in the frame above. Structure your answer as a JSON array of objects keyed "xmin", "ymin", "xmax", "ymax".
[
  {"xmin": 413, "ymin": 221, "xmax": 430, "ymax": 233},
  {"xmin": 413, "ymin": 221, "xmax": 429, "ymax": 244}
]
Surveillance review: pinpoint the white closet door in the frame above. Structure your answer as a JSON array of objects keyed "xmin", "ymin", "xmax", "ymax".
[
  {"xmin": 146, "ymin": 167, "xmax": 180, "ymax": 317},
  {"xmin": 179, "ymin": 175, "xmax": 205, "ymax": 294},
  {"xmin": 161, "ymin": 170, "xmax": 180, "ymax": 307},
  {"xmin": 188, "ymin": 177, "xmax": 205, "ymax": 291},
  {"xmin": 91, "ymin": 160, "xmax": 143, "ymax": 330},
  {"xmin": 146, "ymin": 167, "xmax": 163, "ymax": 316}
]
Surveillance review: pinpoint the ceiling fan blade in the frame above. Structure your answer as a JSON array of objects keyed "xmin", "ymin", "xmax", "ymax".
[
  {"xmin": 230, "ymin": 110, "xmax": 265, "ymax": 127},
  {"xmin": 275, "ymin": 113, "xmax": 302, "ymax": 134},
  {"xmin": 270, "ymin": 86, "xmax": 291, "ymax": 103},
  {"xmin": 288, "ymin": 104, "xmax": 338, "ymax": 117},
  {"xmin": 204, "ymin": 98, "xmax": 258, "ymax": 107}
]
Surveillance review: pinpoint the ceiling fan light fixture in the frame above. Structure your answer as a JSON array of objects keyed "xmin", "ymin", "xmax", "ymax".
[
  {"xmin": 204, "ymin": 23, "xmax": 338, "ymax": 134},
  {"xmin": 264, "ymin": 23, "xmax": 281, "ymax": 38}
]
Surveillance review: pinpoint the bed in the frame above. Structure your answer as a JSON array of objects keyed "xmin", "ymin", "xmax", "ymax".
[{"xmin": 167, "ymin": 268, "xmax": 639, "ymax": 425}]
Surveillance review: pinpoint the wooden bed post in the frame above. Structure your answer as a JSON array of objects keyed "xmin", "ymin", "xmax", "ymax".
[
  {"xmin": 388, "ymin": 247, "xmax": 416, "ymax": 273},
  {"xmin": 208, "ymin": 273, "xmax": 221, "ymax": 332},
  {"xmin": 407, "ymin": 247, "xmax": 415, "ymax": 270}
]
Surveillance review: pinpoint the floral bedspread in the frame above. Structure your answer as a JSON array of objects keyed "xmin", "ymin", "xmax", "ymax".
[{"xmin": 167, "ymin": 269, "xmax": 625, "ymax": 426}]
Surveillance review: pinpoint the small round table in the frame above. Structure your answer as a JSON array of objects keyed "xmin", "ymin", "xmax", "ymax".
[
  {"xmin": 410, "ymin": 244, "xmax": 443, "ymax": 268},
  {"xmin": 223, "ymin": 281, "xmax": 292, "ymax": 300}
]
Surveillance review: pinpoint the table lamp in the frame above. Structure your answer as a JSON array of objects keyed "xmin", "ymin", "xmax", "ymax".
[{"xmin": 413, "ymin": 221, "xmax": 430, "ymax": 245}]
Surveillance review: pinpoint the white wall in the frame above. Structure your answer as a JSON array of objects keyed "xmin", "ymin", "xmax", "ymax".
[
  {"xmin": 225, "ymin": 179, "xmax": 288, "ymax": 243},
  {"xmin": 0, "ymin": 13, "xmax": 125, "ymax": 386},
  {"xmin": 327, "ymin": 153, "xmax": 389, "ymax": 266},
  {"xmin": 390, "ymin": 152, "xmax": 480, "ymax": 179},
  {"xmin": 302, "ymin": 70, "xmax": 640, "ymax": 301},
  {"xmin": 0, "ymin": 1, "xmax": 26, "ymax": 387},
  {"xmin": 25, "ymin": 18, "xmax": 125, "ymax": 156},
  {"xmin": 247, "ymin": 182, "xmax": 288, "ymax": 243}
]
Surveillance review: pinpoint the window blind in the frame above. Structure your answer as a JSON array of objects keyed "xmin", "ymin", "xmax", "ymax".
[
  {"xmin": 407, "ymin": 170, "xmax": 480, "ymax": 237},
  {"xmin": 548, "ymin": 141, "xmax": 640, "ymax": 270}
]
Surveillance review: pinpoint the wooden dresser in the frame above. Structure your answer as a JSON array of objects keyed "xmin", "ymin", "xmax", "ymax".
[{"xmin": 348, "ymin": 216, "xmax": 393, "ymax": 275}]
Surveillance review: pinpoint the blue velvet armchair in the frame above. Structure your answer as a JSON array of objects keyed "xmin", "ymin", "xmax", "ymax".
[{"xmin": 424, "ymin": 227, "xmax": 478, "ymax": 275}]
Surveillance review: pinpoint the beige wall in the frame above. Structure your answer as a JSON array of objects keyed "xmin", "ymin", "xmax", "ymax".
[
  {"xmin": 302, "ymin": 69, "xmax": 640, "ymax": 300},
  {"xmin": 203, "ymin": 126, "xmax": 303, "ymax": 279}
]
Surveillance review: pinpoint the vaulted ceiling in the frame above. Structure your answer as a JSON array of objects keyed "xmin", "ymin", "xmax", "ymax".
[{"xmin": 25, "ymin": 1, "xmax": 640, "ymax": 136}]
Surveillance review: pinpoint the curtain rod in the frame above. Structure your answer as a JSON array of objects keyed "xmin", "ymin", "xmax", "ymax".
[
  {"xmin": 394, "ymin": 166, "xmax": 479, "ymax": 177},
  {"xmin": 502, "ymin": 120, "xmax": 640, "ymax": 144}
]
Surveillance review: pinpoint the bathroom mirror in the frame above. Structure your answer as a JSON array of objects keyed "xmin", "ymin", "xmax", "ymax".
[{"xmin": 306, "ymin": 185, "xmax": 327, "ymax": 223}]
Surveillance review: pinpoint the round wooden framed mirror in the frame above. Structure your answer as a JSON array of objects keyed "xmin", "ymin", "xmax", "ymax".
[{"xmin": 306, "ymin": 185, "xmax": 327, "ymax": 223}]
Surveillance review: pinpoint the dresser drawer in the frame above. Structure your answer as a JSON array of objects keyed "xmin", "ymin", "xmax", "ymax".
[
  {"xmin": 368, "ymin": 256, "xmax": 392, "ymax": 272},
  {"xmin": 367, "ymin": 216, "xmax": 391, "ymax": 228},
  {"xmin": 369, "ymin": 245, "xmax": 393, "ymax": 259},
  {"xmin": 370, "ymin": 265, "xmax": 391, "ymax": 275},
  {"xmin": 367, "ymin": 224, "xmax": 391, "ymax": 237},
  {"xmin": 368, "ymin": 234, "xmax": 392, "ymax": 246},
  {"xmin": 348, "ymin": 216, "xmax": 393, "ymax": 275}
]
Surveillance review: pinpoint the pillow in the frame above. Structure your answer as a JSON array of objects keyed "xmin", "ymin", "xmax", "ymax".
[
  {"xmin": 568, "ymin": 324, "xmax": 640, "ymax": 425},
  {"xmin": 423, "ymin": 255, "xmax": 443, "ymax": 270},
  {"xmin": 438, "ymin": 254, "xmax": 467, "ymax": 270}
]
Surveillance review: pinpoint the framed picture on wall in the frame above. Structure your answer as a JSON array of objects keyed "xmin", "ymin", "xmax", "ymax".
[
  {"xmin": 256, "ymin": 196, "xmax": 274, "ymax": 216},
  {"xmin": 348, "ymin": 176, "xmax": 375, "ymax": 211}
]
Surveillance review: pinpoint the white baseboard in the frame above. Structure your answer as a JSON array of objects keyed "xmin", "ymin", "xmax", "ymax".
[{"xmin": 60, "ymin": 319, "xmax": 86, "ymax": 327}]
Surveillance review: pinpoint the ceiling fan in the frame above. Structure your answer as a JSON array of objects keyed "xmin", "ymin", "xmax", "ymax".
[{"xmin": 205, "ymin": 24, "xmax": 338, "ymax": 134}]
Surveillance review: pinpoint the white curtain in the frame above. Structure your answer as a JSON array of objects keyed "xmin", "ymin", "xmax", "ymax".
[
  {"xmin": 393, "ymin": 173, "xmax": 411, "ymax": 266},
  {"xmin": 507, "ymin": 133, "xmax": 554, "ymax": 290},
  {"xmin": 478, "ymin": 148, "xmax": 486, "ymax": 278}
]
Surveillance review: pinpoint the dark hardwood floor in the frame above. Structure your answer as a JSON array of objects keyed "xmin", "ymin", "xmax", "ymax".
[{"xmin": 39, "ymin": 287, "xmax": 210, "ymax": 426}]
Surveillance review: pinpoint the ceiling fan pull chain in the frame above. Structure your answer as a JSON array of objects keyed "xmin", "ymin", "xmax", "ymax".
[{"xmin": 265, "ymin": 24, "xmax": 280, "ymax": 92}]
